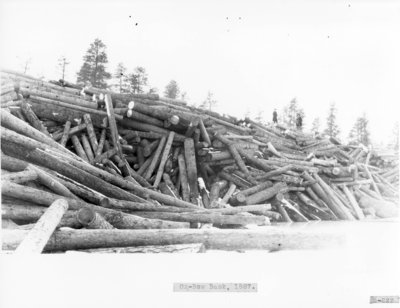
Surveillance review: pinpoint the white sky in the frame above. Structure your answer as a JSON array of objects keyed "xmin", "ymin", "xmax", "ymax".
[{"xmin": 0, "ymin": 0, "xmax": 399, "ymax": 145}]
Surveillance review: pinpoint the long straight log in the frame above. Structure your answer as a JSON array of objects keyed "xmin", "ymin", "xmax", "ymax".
[
  {"xmin": 15, "ymin": 199, "xmax": 69, "ymax": 254},
  {"xmin": 71, "ymin": 243, "xmax": 205, "ymax": 253},
  {"xmin": 132, "ymin": 211, "xmax": 269, "ymax": 225},
  {"xmin": 2, "ymin": 228, "xmax": 344, "ymax": 251}
]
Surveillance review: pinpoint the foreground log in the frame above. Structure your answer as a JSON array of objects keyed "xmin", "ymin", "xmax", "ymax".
[
  {"xmin": 70, "ymin": 243, "xmax": 205, "ymax": 253},
  {"xmin": 3, "ymin": 228, "xmax": 345, "ymax": 251},
  {"xmin": 15, "ymin": 199, "xmax": 69, "ymax": 254}
]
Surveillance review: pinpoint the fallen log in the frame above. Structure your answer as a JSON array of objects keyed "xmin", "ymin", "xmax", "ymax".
[{"xmin": 2, "ymin": 228, "xmax": 345, "ymax": 251}]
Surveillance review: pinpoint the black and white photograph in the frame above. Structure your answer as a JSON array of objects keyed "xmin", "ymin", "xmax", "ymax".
[{"xmin": 0, "ymin": 0, "xmax": 399, "ymax": 307}]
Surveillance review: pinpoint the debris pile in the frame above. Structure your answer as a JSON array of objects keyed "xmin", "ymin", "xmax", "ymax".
[{"xmin": 1, "ymin": 69, "xmax": 398, "ymax": 253}]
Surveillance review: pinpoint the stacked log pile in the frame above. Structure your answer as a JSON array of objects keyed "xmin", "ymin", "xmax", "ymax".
[{"xmin": 1, "ymin": 69, "xmax": 398, "ymax": 253}]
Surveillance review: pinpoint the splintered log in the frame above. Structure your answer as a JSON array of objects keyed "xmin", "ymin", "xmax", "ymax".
[
  {"xmin": 1, "ymin": 181, "xmax": 190, "ymax": 229},
  {"xmin": 20, "ymin": 100, "xmax": 51, "ymax": 136},
  {"xmin": 83, "ymin": 114, "xmax": 98, "ymax": 152},
  {"xmin": 153, "ymin": 132, "xmax": 175, "ymax": 188},
  {"xmin": 15, "ymin": 199, "xmax": 69, "ymax": 254},
  {"xmin": 76, "ymin": 208, "xmax": 114, "ymax": 229},
  {"xmin": 59, "ymin": 120, "xmax": 71, "ymax": 146},
  {"xmin": 221, "ymin": 184, "xmax": 237, "ymax": 204},
  {"xmin": 178, "ymin": 153, "xmax": 191, "ymax": 202},
  {"xmin": 2, "ymin": 228, "xmax": 344, "ymax": 251},
  {"xmin": 184, "ymin": 138, "xmax": 199, "ymax": 200},
  {"xmin": 94, "ymin": 128, "xmax": 107, "ymax": 158},
  {"xmin": 209, "ymin": 180, "xmax": 228, "ymax": 204}
]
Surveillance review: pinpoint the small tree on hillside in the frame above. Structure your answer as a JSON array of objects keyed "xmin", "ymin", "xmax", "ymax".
[
  {"xmin": 113, "ymin": 63, "xmax": 129, "ymax": 93},
  {"xmin": 311, "ymin": 117, "xmax": 321, "ymax": 135},
  {"xmin": 164, "ymin": 80, "xmax": 180, "ymax": 99},
  {"xmin": 199, "ymin": 91, "xmax": 218, "ymax": 111},
  {"xmin": 128, "ymin": 66, "xmax": 148, "ymax": 94},
  {"xmin": 281, "ymin": 98, "xmax": 305, "ymax": 128},
  {"xmin": 323, "ymin": 102, "xmax": 340, "ymax": 138},
  {"xmin": 348, "ymin": 113, "xmax": 370, "ymax": 146}
]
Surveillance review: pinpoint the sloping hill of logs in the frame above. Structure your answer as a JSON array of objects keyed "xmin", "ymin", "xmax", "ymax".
[{"xmin": 1, "ymin": 69, "xmax": 398, "ymax": 253}]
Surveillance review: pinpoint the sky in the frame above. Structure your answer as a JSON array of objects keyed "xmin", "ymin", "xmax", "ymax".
[{"xmin": 0, "ymin": 0, "xmax": 399, "ymax": 145}]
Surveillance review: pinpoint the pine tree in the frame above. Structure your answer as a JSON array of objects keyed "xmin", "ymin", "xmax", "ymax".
[
  {"xmin": 164, "ymin": 80, "xmax": 180, "ymax": 99},
  {"xmin": 180, "ymin": 91, "xmax": 188, "ymax": 101},
  {"xmin": 77, "ymin": 38, "xmax": 111, "ymax": 88},
  {"xmin": 129, "ymin": 66, "xmax": 148, "ymax": 94},
  {"xmin": 199, "ymin": 91, "xmax": 217, "ymax": 111},
  {"xmin": 281, "ymin": 98, "xmax": 305, "ymax": 128},
  {"xmin": 254, "ymin": 109, "xmax": 265, "ymax": 124},
  {"xmin": 348, "ymin": 113, "xmax": 370, "ymax": 146},
  {"xmin": 113, "ymin": 63, "xmax": 129, "ymax": 93},
  {"xmin": 323, "ymin": 102, "xmax": 340, "ymax": 138},
  {"xmin": 148, "ymin": 87, "xmax": 159, "ymax": 95},
  {"xmin": 57, "ymin": 56, "xmax": 69, "ymax": 80},
  {"xmin": 392, "ymin": 121, "xmax": 399, "ymax": 151},
  {"xmin": 311, "ymin": 117, "xmax": 321, "ymax": 134}
]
